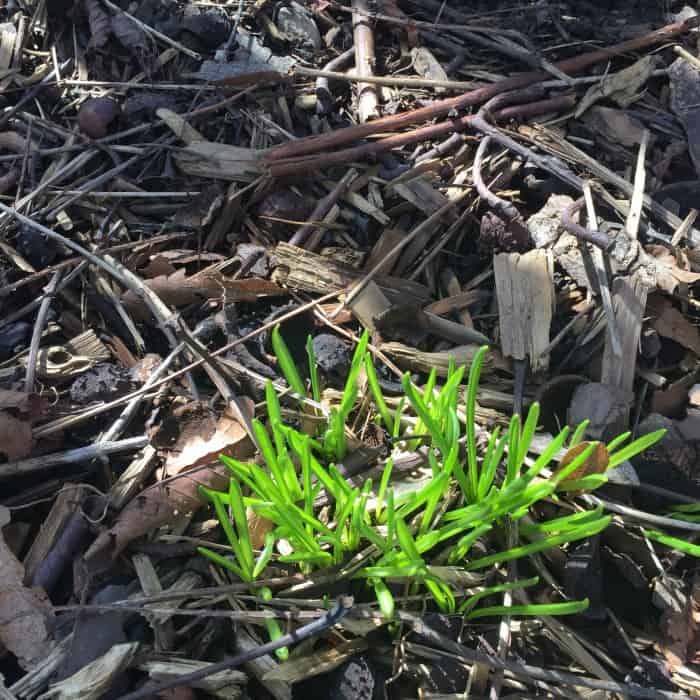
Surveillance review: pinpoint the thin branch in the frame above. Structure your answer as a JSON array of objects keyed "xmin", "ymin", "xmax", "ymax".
[
  {"xmin": 24, "ymin": 270, "xmax": 61, "ymax": 393},
  {"xmin": 113, "ymin": 598, "xmax": 353, "ymax": 700}
]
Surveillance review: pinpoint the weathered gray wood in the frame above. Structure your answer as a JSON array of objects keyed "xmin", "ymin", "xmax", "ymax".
[
  {"xmin": 494, "ymin": 249, "xmax": 555, "ymax": 373},
  {"xmin": 601, "ymin": 274, "xmax": 649, "ymax": 428}
]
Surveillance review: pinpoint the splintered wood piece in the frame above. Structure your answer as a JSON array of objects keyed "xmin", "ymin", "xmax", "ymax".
[
  {"xmin": 366, "ymin": 228, "xmax": 405, "ymax": 276},
  {"xmin": 601, "ymin": 274, "xmax": 649, "ymax": 429},
  {"xmin": 272, "ymin": 242, "xmax": 431, "ymax": 305},
  {"xmin": 352, "ymin": 0, "xmax": 380, "ymax": 122},
  {"xmin": 389, "ymin": 175, "xmax": 449, "ymax": 215},
  {"xmin": 494, "ymin": 249, "xmax": 555, "ymax": 373},
  {"xmin": 132, "ymin": 553, "xmax": 174, "ymax": 652},
  {"xmin": 22, "ymin": 484, "xmax": 86, "ymax": 584},
  {"xmin": 346, "ymin": 280, "xmax": 391, "ymax": 333}
]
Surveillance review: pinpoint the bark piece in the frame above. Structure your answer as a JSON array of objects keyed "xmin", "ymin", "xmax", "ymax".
[
  {"xmin": 272, "ymin": 242, "xmax": 431, "ymax": 305},
  {"xmin": 601, "ymin": 275, "xmax": 649, "ymax": 430},
  {"xmin": 0, "ymin": 510, "xmax": 54, "ymax": 671},
  {"xmin": 494, "ymin": 249, "xmax": 554, "ymax": 373}
]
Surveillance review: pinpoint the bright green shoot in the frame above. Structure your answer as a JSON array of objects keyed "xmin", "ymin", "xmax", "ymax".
[{"xmin": 199, "ymin": 335, "xmax": 668, "ymax": 639}]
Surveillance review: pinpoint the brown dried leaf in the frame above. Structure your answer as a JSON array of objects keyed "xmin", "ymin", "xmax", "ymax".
[
  {"xmin": 0, "ymin": 410, "xmax": 33, "ymax": 460},
  {"xmin": 121, "ymin": 269, "xmax": 287, "ymax": 320},
  {"xmin": 556, "ymin": 441, "xmax": 609, "ymax": 482},
  {"xmin": 659, "ymin": 576, "xmax": 700, "ymax": 676},
  {"xmin": 646, "ymin": 245, "xmax": 700, "ymax": 288},
  {"xmin": 84, "ymin": 0, "xmax": 111, "ymax": 49},
  {"xmin": 0, "ymin": 389, "xmax": 32, "ymax": 410},
  {"xmin": 110, "ymin": 12, "xmax": 154, "ymax": 75},
  {"xmin": 0, "ymin": 507, "xmax": 54, "ymax": 670},
  {"xmin": 647, "ymin": 294, "xmax": 700, "ymax": 356},
  {"xmin": 111, "ymin": 13, "xmax": 148, "ymax": 54},
  {"xmin": 86, "ymin": 401, "xmax": 255, "ymax": 558},
  {"xmin": 576, "ymin": 55, "xmax": 656, "ymax": 117}
]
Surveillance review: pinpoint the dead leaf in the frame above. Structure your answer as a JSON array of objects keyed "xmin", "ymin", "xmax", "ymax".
[
  {"xmin": 582, "ymin": 106, "xmax": 648, "ymax": 148},
  {"xmin": 644, "ymin": 245, "xmax": 700, "ymax": 294},
  {"xmin": 556, "ymin": 441, "xmax": 609, "ymax": 482},
  {"xmin": 86, "ymin": 401, "xmax": 255, "ymax": 559},
  {"xmin": 0, "ymin": 389, "xmax": 31, "ymax": 410},
  {"xmin": 647, "ymin": 294, "xmax": 700, "ymax": 356},
  {"xmin": 652, "ymin": 371, "xmax": 700, "ymax": 417},
  {"xmin": 121, "ymin": 269, "xmax": 287, "ymax": 320},
  {"xmin": 84, "ymin": 0, "xmax": 110, "ymax": 49},
  {"xmin": 0, "ymin": 511, "xmax": 54, "ymax": 670},
  {"xmin": 658, "ymin": 575, "xmax": 700, "ymax": 680},
  {"xmin": 0, "ymin": 410, "xmax": 33, "ymax": 460},
  {"xmin": 576, "ymin": 55, "xmax": 656, "ymax": 117},
  {"xmin": 111, "ymin": 12, "xmax": 150, "ymax": 61}
]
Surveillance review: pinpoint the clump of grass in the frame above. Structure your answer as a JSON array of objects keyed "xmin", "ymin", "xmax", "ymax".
[{"xmin": 198, "ymin": 327, "xmax": 665, "ymax": 649}]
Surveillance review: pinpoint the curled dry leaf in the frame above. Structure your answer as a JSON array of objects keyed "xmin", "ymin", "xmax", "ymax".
[
  {"xmin": 0, "ymin": 410, "xmax": 33, "ymax": 460},
  {"xmin": 556, "ymin": 440, "xmax": 609, "ymax": 482},
  {"xmin": 121, "ymin": 269, "xmax": 287, "ymax": 320},
  {"xmin": 86, "ymin": 400, "xmax": 255, "ymax": 559},
  {"xmin": 0, "ymin": 506, "xmax": 55, "ymax": 671}
]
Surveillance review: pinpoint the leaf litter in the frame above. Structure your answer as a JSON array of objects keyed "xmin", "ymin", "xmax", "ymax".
[{"xmin": 1, "ymin": 0, "xmax": 700, "ymax": 698}]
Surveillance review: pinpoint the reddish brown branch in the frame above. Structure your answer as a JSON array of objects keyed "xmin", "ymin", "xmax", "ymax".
[
  {"xmin": 266, "ymin": 18, "xmax": 692, "ymax": 164},
  {"xmin": 269, "ymin": 93, "xmax": 576, "ymax": 178}
]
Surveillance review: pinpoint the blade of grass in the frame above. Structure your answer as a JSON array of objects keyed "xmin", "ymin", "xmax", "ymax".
[
  {"xmin": 467, "ymin": 599, "xmax": 589, "ymax": 619},
  {"xmin": 607, "ymin": 429, "xmax": 666, "ymax": 468},
  {"xmin": 466, "ymin": 517, "xmax": 611, "ymax": 570}
]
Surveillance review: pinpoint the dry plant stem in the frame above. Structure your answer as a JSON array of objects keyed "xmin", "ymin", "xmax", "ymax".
[
  {"xmin": 100, "ymin": 343, "xmax": 185, "ymax": 445},
  {"xmin": 489, "ymin": 519, "xmax": 518, "ymax": 700},
  {"xmin": 0, "ymin": 60, "xmax": 71, "ymax": 131},
  {"xmin": 315, "ymin": 47, "xmax": 356, "ymax": 113},
  {"xmin": 561, "ymin": 197, "xmax": 611, "ymax": 250},
  {"xmin": 289, "ymin": 169, "xmax": 358, "ymax": 247},
  {"xmin": 0, "ymin": 203, "xmax": 198, "ymax": 397},
  {"xmin": 0, "ymin": 678, "xmax": 17, "ymax": 700},
  {"xmin": 405, "ymin": 616, "xmax": 690, "ymax": 700},
  {"xmin": 0, "ymin": 436, "xmax": 149, "ymax": 478},
  {"xmin": 113, "ymin": 598, "xmax": 353, "ymax": 700},
  {"xmin": 176, "ymin": 319, "xmax": 257, "ymax": 444},
  {"xmin": 298, "ymin": 65, "xmax": 477, "ymax": 91},
  {"xmin": 24, "ymin": 270, "xmax": 61, "ymax": 393},
  {"xmin": 269, "ymin": 94, "xmax": 576, "ymax": 177},
  {"xmin": 473, "ymin": 136, "xmax": 520, "ymax": 221},
  {"xmin": 267, "ymin": 18, "xmax": 692, "ymax": 163},
  {"xmin": 583, "ymin": 184, "xmax": 621, "ymax": 357},
  {"xmin": 340, "ymin": 189, "xmax": 472, "ymax": 313},
  {"xmin": 32, "ymin": 290, "xmax": 342, "ymax": 438},
  {"xmin": 352, "ymin": 0, "xmax": 380, "ymax": 122},
  {"xmin": 0, "ymin": 231, "xmax": 195, "ymax": 299},
  {"xmin": 531, "ymin": 127, "xmax": 698, "ymax": 243},
  {"xmin": 625, "ymin": 129, "xmax": 650, "ymax": 240},
  {"xmin": 44, "ymin": 152, "xmax": 147, "ymax": 221},
  {"xmin": 0, "ymin": 149, "xmax": 99, "ymax": 225},
  {"xmin": 102, "ymin": 0, "xmax": 201, "ymax": 60}
]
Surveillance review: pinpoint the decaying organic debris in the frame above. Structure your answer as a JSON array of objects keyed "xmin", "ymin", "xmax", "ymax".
[{"xmin": 3, "ymin": 1, "xmax": 700, "ymax": 698}]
